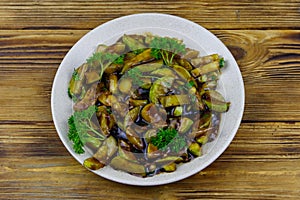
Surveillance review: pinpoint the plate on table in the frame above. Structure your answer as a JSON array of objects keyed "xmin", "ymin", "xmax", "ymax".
[{"xmin": 51, "ymin": 13, "xmax": 244, "ymax": 186}]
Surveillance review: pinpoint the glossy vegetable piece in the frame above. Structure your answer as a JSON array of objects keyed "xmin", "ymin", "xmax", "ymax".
[
  {"xmin": 69, "ymin": 63, "xmax": 88, "ymax": 97},
  {"xmin": 121, "ymin": 48, "xmax": 154, "ymax": 74},
  {"xmin": 205, "ymin": 90, "xmax": 226, "ymax": 102},
  {"xmin": 198, "ymin": 113, "xmax": 212, "ymax": 129},
  {"xmin": 155, "ymin": 156, "xmax": 183, "ymax": 164},
  {"xmin": 104, "ymin": 63, "xmax": 123, "ymax": 74},
  {"xmin": 190, "ymin": 126, "xmax": 211, "ymax": 139},
  {"xmin": 161, "ymin": 162, "xmax": 176, "ymax": 172},
  {"xmin": 168, "ymin": 118, "xmax": 179, "ymax": 130},
  {"xmin": 175, "ymin": 57, "xmax": 193, "ymax": 71},
  {"xmin": 129, "ymin": 99, "xmax": 148, "ymax": 107},
  {"xmin": 151, "ymin": 67, "xmax": 176, "ymax": 77},
  {"xmin": 98, "ymin": 112, "xmax": 109, "ymax": 136},
  {"xmin": 191, "ymin": 59, "xmax": 222, "ymax": 77},
  {"xmin": 118, "ymin": 146, "xmax": 137, "ymax": 161},
  {"xmin": 85, "ymin": 70, "xmax": 100, "ymax": 84},
  {"xmin": 188, "ymin": 86, "xmax": 197, "ymax": 95},
  {"xmin": 81, "ymin": 132, "xmax": 103, "ymax": 151},
  {"xmin": 148, "ymin": 164, "xmax": 157, "ymax": 174},
  {"xmin": 93, "ymin": 136, "xmax": 118, "ymax": 164},
  {"xmin": 202, "ymin": 80, "xmax": 218, "ymax": 90},
  {"xmin": 178, "ymin": 117, "xmax": 193, "ymax": 133},
  {"xmin": 109, "ymin": 74, "xmax": 118, "ymax": 93},
  {"xmin": 111, "ymin": 101, "xmax": 128, "ymax": 118},
  {"xmin": 172, "ymin": 64, "xmax": 191, "ymax": 80},
  {"xmin": 106, "ymin": 136, "xmax": 118, "ymax": 156},
  {"xmin": 147, "ymin": 143, "xmax": 161, "ymax": 159},
  {"xmin": 197, "ymin": 71, "xmax": 220, "ymax": 83},
  {"xmin": 159, "ymin": 95, "xmax": 190, "ymax": 107},
  {"xmin": 110, "ymin": 156, "xmax": 146, "ymax": 175},
  {"xmin": 106, "ymin": 42, "xmax": 126, "ymax": 54},
  {"xmin": 96, "ymin": 44, "xmax": 108, "ymax": 53},
  {"xmin": 73, "ymin": 83, "xmax": 98, "ymax": 111},
  {"xmin": 144, "ymin": 129, "xmax": 157, "ymax": 143},
  {"xmin": 126, "ymin": 126, "xmax": 144, "ymax": 150},
  {"xmin": 149, "ymin": 77, "xmax": 174, "ymax": 104},
  {"xmin": 97, "ymin": 92, "xmax": 113, "ymax": 107},
  {"xmin": 124, "ymin": 106, "xmax": 140, "ymax": 128},
  {"xmin": 139, "ymin": 77, "xmax": 152, "ymax": 89},
  {"xmin": 107, "ymin": 113, "xmax": 116, "ymax": 129},
  {"xmin": 122, "ymin": 34, "xmax": 146, "ymax": 51},
  {"xmin": 141, "ymin": 103, "xmax": 167, "ymax": 125},
  {"xmin": 188, "ymin": 142, "xmax": 202, "ymax": 157},
  {"xmin": 134, "ymin": 61, "xmax": 163, "ymax": 72},
  {"xmin": 204, "ymin": 100, "xmax": 230, "ymax": 113},
  {"xmin": 173, "ymin": 106, "xmax": 183, "ymax": 116},
  {"xmin": 196, "ymin": 135, "xmax": 208, "ymax": 145},
  {"xmin": 182, "ymin": 48, "xmax": 199, "ymax": 60},
  {"xmin": 144, "ymin": 32, "xmax": 155, "ymax": 44},
  {"xmin": 191, "ymin": 54, "xmax": 219, "ymax": 67},
  {"xmin": 118, "ymin": 77, "xmax": 132, "ymax": 93},
  {"xmin": 83, "ymin": 157, "xmax": 105, "ymax": 170},
  {"xmin": 118, "ymin": 139, "xmax": 131, "ymax": 151}
]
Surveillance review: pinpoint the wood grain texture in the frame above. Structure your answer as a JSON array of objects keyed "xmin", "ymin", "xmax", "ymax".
[
  {"xmin": 1, "ymin": 0, "xmax": 300, "ymax": 199},
  {"xmin": 0, "ymin": 30, "xmax": 299, "ymax": 121},
  {"xmin": 0, "ymin": 0, "xmax": 299, "ymax": 30},
  {"xmin": 1, "ymin": 122, "xmax": 300, "ymax": 199}
]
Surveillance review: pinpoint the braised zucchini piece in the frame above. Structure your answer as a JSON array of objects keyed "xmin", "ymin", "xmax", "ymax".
[
  {"xmin": 122, "ymin": 34, "xmax": 146, "ymax": 51},
  {"xmin": 159, "ymin": 95, "xmax": 190, "ymax": 107},
  {"xmin": 191, "ymin": 59, "xmax": 222, "ymax": 77},
  {"xmin": 83, "ymin": 157, "xmax": 105, "ymax": 170},
  {"xmin": 110, "ymin": 156, "xmax": 146, "ymax": 175}
]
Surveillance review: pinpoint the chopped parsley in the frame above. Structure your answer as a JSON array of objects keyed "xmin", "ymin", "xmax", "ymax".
[
  {"xmin": 126, "ymin": 67, "xmax": 144, "ymax": 86},
  {"xmin": 150, "ymin": 36, "xmax": 186, "ymax": 66},
  {"xmin": 151, "ymin": 128, "xmax": 187, "ymax": 153},
  {"xmin": 86, "ymin": 52, "xmax": 125, "ymax": 78},
  {"xmin": 68, "ymin": 105, "xmax": 105, "ymax": 154}
]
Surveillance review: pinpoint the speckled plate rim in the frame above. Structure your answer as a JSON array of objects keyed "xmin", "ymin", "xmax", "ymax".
[{"xmin": 51, "ymin": 13, "xmax": 245, "ymax": 186}]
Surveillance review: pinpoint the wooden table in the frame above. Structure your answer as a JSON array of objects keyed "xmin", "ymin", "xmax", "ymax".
[{"xmin": 1, "ymin": 1, "xmax": 300, "ymax": 199}]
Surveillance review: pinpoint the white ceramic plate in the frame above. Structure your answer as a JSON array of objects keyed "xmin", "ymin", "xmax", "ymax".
[{"xmin": 51, "ymin": 13, "xmax": 244, "ymax": 186}]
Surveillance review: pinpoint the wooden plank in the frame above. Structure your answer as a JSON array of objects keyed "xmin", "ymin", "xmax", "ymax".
[
  {"xmin": 1, "ymin": 1, "xmax": 299, "ymax": 199},
  {"xmin": 0, "ymin": 122, "xmax": 67, "ymax": 157},
  {"xmin": 1, "ymin": 160, "xmax": 299, "ymax": 199},
  {"xmin": 0, "ymin": 68, "xmax": 56, "ymax": 121},
  {"xmin": 0, "ymin": 0, "xmax": 299, "ymax": 30},
  {"xmin": 1, "ymin": 122, "xmax": 299, "ymax": 199},
  {"xmin": 1, "ymin": 121, "xmax": 299, "ymax": 159},
  {"xmin": 214, "ymin": 30, "xmax": 300, "ymax": 122},
  {"xmin": 0, "ymin": 30, "xmax": 299, "ymax": 121},
  {"xmin": 1, "ymin": 122, "xmax": 299, "ymax": 159},
  {"xmin": 0, "ymin": 30, "xmax": 82, "ymax": 64}
]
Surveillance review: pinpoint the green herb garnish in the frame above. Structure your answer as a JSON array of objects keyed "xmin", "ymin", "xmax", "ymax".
[
  {"xmin": 86, "ymin": 52, "xmax": 124, "ymax": 78},
  {"xmin": 68, "ymin": 105, "xmax": 105, "ymax": 154},
  {"xmin": 126, "ymin": 67, "xmax": 144, "ymax": 85},
  {"xmin": 188, "ymin": 80, "xmax": 195, "ymax": 87},
  {"xmin": 72, "ymin": 68, "xmax": 80, "ymax": 81},
  {"xmin": 219, "ymin": 58, "xmax": 225, "ymax": 68},
  {"xmin": 68, "ymin": 115, "xmax": 84, "ymax": 154},
  {"xmin": 168, "ymin": 135, "xmax": 187, "ymax": 153},
  {"xmin": 133, "ymin": 49, "xmax": 144, "ymax": 55},
  {"xmin": 151, "ymin": 128, "xmax": 186, "ymax": 153},
  {"xmin": 150, "ymin": 37, "xmax": 186, "ymax": 66},
  {"xmin": 113, "ymin": 54, "xmax": 125, "ymax": 64}
]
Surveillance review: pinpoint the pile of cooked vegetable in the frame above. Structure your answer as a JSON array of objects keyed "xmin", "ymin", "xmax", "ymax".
[{"xmin": 67, "ymin": 33, "xmax": 230, "ymax": 177}]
